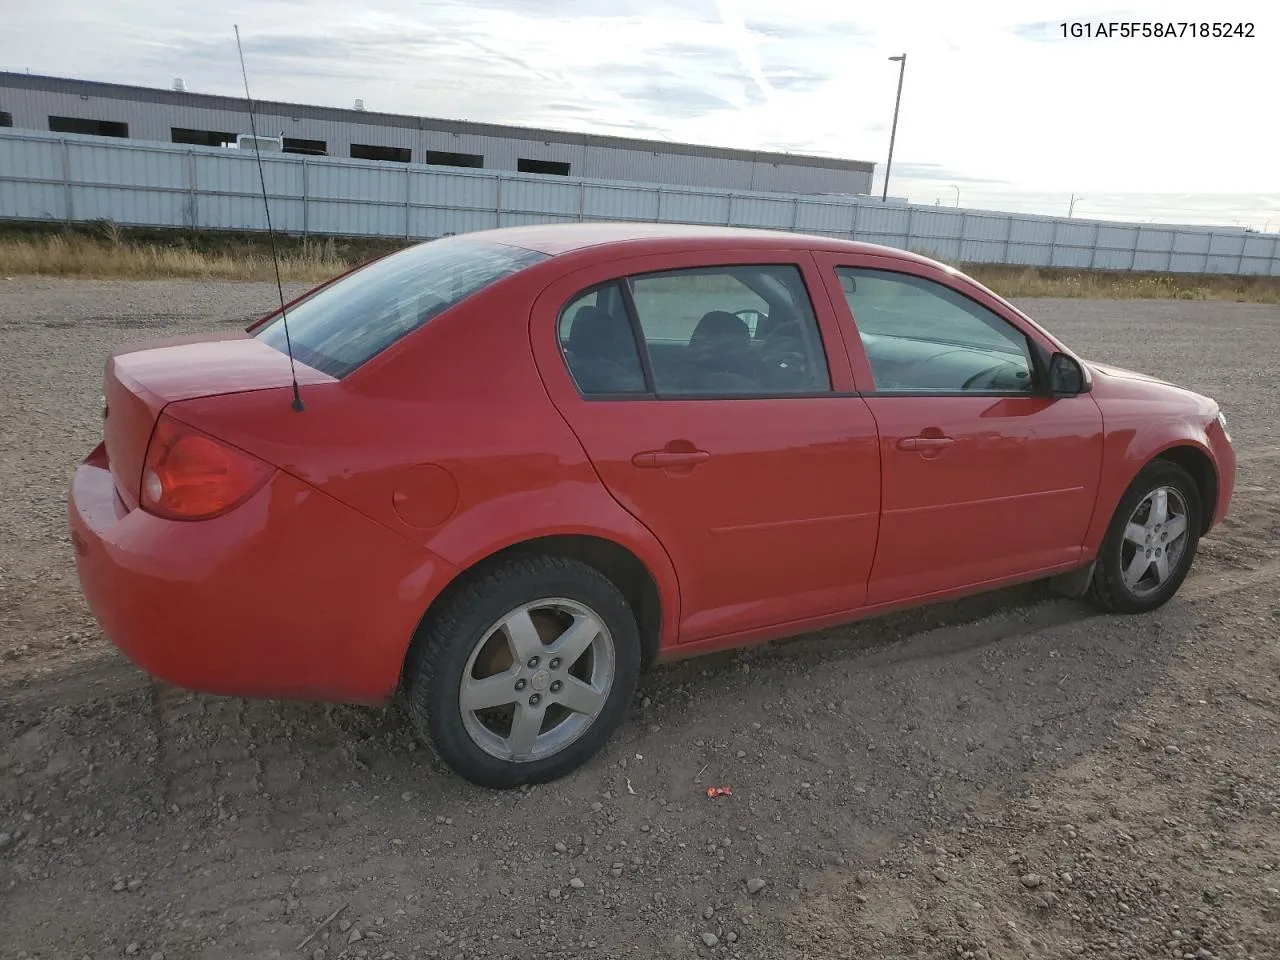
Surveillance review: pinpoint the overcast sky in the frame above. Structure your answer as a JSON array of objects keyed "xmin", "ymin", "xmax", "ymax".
[{"xmin": 3, "ymin": 0, "xmax": 1276, "ymax": 228}]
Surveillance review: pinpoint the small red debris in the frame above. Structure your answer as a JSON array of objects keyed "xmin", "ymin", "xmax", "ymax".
[{"xmin": 706, "ymin": 786, "xmax": 733, "ymax": 798}]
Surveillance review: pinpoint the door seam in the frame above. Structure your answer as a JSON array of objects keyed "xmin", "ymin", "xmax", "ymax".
[{"xmin": 524, "ymin": 306, "xmax": 685, "ymax": 634}]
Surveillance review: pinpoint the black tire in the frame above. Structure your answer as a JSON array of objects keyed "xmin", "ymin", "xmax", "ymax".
[
  {"xmin": 405, "ymin": 554, "xmax": 641, "ymax": 789},
  {"xmin": 1087, "ymin": 459, "xmax": 1202, "ymax": 614}
]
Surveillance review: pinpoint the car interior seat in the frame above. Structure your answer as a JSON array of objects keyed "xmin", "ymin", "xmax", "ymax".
[
  {"xmin": 564, "ymin": 305, "xmax": 645, "ymax": 393},
  {"xmin": 686, "ymin": 310, "xmax": 758, "ymax": 392}
]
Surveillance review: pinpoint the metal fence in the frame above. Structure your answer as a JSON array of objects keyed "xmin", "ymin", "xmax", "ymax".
[{"xmin": 3, "ymin": 129, "xmax": 1278, "ymax": 276}]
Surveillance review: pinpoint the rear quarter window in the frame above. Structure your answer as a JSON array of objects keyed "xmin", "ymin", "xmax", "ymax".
[{"xmin": 254, "ymin": 238, "xmax": 547, "ymax": 377}]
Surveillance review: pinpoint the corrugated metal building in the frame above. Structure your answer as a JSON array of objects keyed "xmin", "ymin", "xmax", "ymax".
[{"xmin": 0, "ymin": 71, "xmax": 875, "ymax": 195}]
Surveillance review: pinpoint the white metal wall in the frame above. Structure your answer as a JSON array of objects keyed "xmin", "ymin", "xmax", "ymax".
[{"xmin": 3, "ymin": 129, "xmax": 1278, "ymax": 276}]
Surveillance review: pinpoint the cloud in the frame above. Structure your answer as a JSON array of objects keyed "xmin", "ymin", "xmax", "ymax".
[
  {"xmin": 714, "ymin": 0, "xmax": 776, "ymax": 102},
  {"xmin": 652, "ymin": 41, "xmax": 734, "ymax": 62},
  {"xmin": 2, "ymin": 0, "xmax": 1276, "ymax": 226},
  {"xmin": 461, "ymin": 0, "xmax": 718, "ymax": 19},
  {"xmin": 768, "ymin": 68, "xmax": 833, "ymax": 93},
  {"xmin": 890, "ymin": 163, "xmax": 1013, "ymax": 187},
  {"xmin": 744, "ymin": 19, "xmax": 872, "ymax": 42},
  {"xmin": 1011, "ymin": 21, "xmax": 1058, "ymax": 41},
  {"xmin": 621, "ymin": 83, "xmax": 740, "ymax": 119}
]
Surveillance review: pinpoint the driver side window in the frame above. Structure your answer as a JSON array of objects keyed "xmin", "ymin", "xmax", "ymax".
[
  {"xmin": 836, "ymin": 268, "xmax": 1036, "ymax": 394},
  {"xmin": 628, "ymin": 264, "xmax": 832, "ymax": 396}
]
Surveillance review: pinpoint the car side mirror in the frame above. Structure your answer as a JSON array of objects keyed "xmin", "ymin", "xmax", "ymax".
[{"xmin": 1047, "ymin": 352, "xmax": 1087, "ymax": 396}]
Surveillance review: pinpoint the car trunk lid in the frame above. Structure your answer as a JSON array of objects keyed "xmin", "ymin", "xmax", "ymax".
[{"xmin": 102, "ymin": 332, "xmax": 334, "ymax": 507}]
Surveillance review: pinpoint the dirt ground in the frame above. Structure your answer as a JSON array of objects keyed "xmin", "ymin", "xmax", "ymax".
[{"xmin": 1, "ymin": 278, "xmax": 1278, "ymax": 960}]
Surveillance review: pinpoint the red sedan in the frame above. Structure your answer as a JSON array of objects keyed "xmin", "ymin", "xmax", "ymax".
[{"xmin": 68, "ymin": 224, "xmax": 1236, "ymax": 788}]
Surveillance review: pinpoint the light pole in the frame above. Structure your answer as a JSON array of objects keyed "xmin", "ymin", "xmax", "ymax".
[
  {"xmin": 882, "ymin": 53, "xmax": 906, "ymax": 202},
  {"xmin": 951, "ymin": 184, "xmax": 960, "ymax": 207},
  {"xmin": 1069, "ymin": 193, "xmax": 1082, "ymax": 217}
]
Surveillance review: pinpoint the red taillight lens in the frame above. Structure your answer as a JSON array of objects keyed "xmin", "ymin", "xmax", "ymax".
[{"xmin": 140, "ymin": 415, "xmax": 274, "ymax": 520}]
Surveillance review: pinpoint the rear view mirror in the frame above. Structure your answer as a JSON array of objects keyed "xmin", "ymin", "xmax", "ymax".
[{"xmin": 1048, "ymin": 352, "xmax": 1087, "ymax": 395}]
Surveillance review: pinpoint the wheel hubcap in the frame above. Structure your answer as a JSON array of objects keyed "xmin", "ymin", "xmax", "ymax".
[
  {"xmin": 1120, "ymin": 485, "xmax": 1190, "ymax": 597},
  {"xmin": 459, "ymin": 599, "xmax": 615, "ymax": 763}
]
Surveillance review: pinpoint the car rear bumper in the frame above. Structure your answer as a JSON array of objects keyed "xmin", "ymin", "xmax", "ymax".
[{"xmin": 68, "ymin": 443, "xmax": 458, "ymax": 704}]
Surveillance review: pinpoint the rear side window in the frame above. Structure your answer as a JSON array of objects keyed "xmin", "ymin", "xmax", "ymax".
[
  {"xmin": 558, "ymin": 284, "xmax": 648, "ymax": 395},
  {"xmin": 255, "ymin": 238, "xmax": 547, "ymax": 377}
]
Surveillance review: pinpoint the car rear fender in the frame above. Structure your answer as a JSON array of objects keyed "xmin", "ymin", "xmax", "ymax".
[{"xmin": 421, "ymin": 480, "xmax": 682, "ymax": 657}]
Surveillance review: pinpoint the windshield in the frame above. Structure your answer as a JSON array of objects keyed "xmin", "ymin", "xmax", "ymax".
[{"xmin": 255, "ymin": 238, "xmax": 548, "ymax": 377}]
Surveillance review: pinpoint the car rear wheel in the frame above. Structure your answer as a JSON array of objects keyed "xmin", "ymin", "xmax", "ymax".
[
  {"xmin": 1088, "ymin": 460, "xmax": 1202, "ymax": 613},
  {"xmin": 405, "ymin": 554, "xmax": 641, "ymax": 788}
]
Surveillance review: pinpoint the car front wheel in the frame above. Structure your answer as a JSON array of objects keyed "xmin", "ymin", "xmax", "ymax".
[
  {"xmin": 405, "ymin": 554, "xmax": 641, "ymax": 788},
  {"xmin": 1088, "ymin": 459, "xmax": 1202, "ymax": 613}
]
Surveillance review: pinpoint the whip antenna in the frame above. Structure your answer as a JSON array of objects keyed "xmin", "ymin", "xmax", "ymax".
[{"xmin": 235, "ymin": 24, "xmax": 304, "ymax": 412}]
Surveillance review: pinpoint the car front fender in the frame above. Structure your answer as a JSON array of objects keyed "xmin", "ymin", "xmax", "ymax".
[{"xmin": 1081, "ymin": 416, "xmax": 1228, "ymax": 555}]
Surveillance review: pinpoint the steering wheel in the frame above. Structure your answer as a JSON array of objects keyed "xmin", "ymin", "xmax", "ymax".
[
  {"xmin": 769, "ymin": 350, "xmax": 809, "ymax": 378},
  {"xmin": 758, "ymin": 322, "xmax": 811, "ymax": 381}
]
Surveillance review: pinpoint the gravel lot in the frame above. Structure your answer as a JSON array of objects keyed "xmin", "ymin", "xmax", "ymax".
[{"xmin": 1, "ymin": 279, "xmax": 1279, "ymax": 960}]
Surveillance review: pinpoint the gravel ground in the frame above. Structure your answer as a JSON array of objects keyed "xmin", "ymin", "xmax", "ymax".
[{"xmin": 1, "ymin": 279, "xmax": 1279, "ymax": 960}]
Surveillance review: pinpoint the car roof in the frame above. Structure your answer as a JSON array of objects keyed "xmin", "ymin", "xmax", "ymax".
[{"xmin": 471, "ymin": 221, "xmax": 943, "ymax": 267}]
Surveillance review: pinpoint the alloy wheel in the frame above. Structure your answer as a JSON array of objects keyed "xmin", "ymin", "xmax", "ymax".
[
  {"xmin": 1119, "ymin": 485, "xmax": 1190, "ymax": 598},
  {"xmin": 458, "ymin": 599, "xmax": 616, "ymax": 762}
]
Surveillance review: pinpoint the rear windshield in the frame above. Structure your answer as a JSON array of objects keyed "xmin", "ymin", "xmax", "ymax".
[{"xmin": 254, "ymin": 238, "xmax": 548, "ymax": 377}]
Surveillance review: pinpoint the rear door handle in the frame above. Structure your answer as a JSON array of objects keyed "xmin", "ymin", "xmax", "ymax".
[
  {"xmin": 897, "ymin": 436, "xmax": 954, "ymax": 451},
  {"xmin": 631, "ymin": 450, "xmax": 711, "ymax": 468}
]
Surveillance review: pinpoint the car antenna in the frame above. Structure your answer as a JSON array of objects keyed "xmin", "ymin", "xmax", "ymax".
[{"xmin": 234, "ymin": 24, "xmax": 304, "ymax": 412}]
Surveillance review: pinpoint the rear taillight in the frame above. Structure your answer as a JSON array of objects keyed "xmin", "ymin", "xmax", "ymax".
[{"xmin": 140, "ymin": 415, "xmax": 274, "ymax": 520}]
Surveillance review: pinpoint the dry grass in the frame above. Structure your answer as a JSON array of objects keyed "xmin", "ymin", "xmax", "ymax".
[
  {"xmin": 0, "ymin": 228, "xmax": 1277, "ymax": 303},
  {"xmin": 0, "ymin": 233, "xmax": 351, "ymax": 283},
  {"xmin": 966, "ymin": 264, "xmax": 1280, "ymax": 304}
]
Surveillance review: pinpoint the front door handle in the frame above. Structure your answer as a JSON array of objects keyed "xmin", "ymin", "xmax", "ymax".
[
  {"xmin": 897, "ymin": 435, "xmax": 954, "ymax": 452},
  {"xmin": 631, "ymin": 449, "xmax": 711, "ymax": 468}
]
